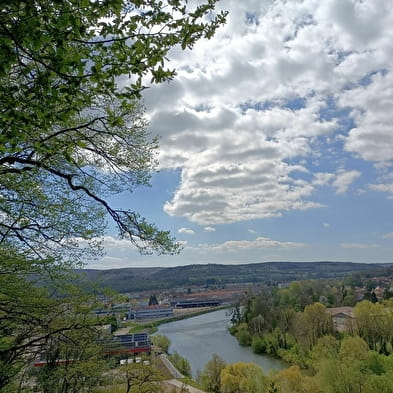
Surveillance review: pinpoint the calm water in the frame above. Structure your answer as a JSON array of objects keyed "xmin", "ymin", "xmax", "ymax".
[{"xmin": 157, "ymin": 308, "xmax": 286, "ymax": 377}]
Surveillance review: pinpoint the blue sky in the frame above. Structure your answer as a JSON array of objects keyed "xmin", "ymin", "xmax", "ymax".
[{"xmin": 89, "ymin": 0, "xmax": 393, "ymax": 268}]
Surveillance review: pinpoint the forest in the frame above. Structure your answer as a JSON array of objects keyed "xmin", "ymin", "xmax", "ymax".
[{"xmin": 81, "ymin": 262, "xmax": 393, "ymax": 292}]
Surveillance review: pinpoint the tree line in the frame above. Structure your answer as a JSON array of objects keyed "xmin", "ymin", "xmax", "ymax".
[
  {"xmin": 211, "ymin": 278, "xmax": 393, "ymax": 392},
  {"xmin": 198, "ymin": 343, "xmax": 393, "ymax": 393}
]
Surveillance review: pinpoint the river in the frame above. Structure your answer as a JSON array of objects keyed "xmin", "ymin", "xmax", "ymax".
[{"xmin": 156, "ymin": 308, "xmax": 286, "ymax": 377}]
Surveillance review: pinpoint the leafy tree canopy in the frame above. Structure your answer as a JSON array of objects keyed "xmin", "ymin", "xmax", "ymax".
[
  {"xmin": 0, "ymin": 0, "xmax": 227, "ymax": 263},
  {"xmin": 0, "ymin": 256, "xmax": 103, "ymax": 390}
]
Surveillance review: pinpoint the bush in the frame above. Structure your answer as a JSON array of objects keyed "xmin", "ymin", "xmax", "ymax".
[
  {"xmin": 151, "ymin": 334, "xmax": 171, "ymax": 353},
  {"xmin": 235, "ymin": 323, "xmax": 252, "ymax": 346},
  {"xmin": 252, "ymin": 336, "xmax": 267, "ymax": 354}
]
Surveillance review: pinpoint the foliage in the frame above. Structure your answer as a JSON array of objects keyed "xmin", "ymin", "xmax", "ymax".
[
  {"xmin": 234, "ymin": 323, "xmax": 252, "ymax": 346},
  {"xmin": 148, "ymin": 295, "xmax": 158, "ymax": 306},
  {"xmin": 222, "ymin": 280, "xmax": 393, "ymax": 393},
  {"xmin": 115, "ymin": 362, "xmax": 163, "ymax": 393},
  {"xmin": 151, "ymin": 334, "xmax": 171, "ymax": 353},
  {"xmin": 33, "ymin": 334, "xmax": 107, "ymax": 393},
  {"xmin": 220, "ymin": 362, "xmax": 267, "ymax": 393},
  {"xmin": 230, "ymin": 280, "xmax": 355, "ymax": 360},
  {"xmin": 230, "ymin": 304, "xmax": 243, "ymax": 325},
  {"xmin": 0, "ymin": 0, "xmax": 227, "ymax": 262},
  {"xmin": 169, "ymin": 351, "xmax": 191, "ymax": 377},
  {"xmin": 292, "ymin": 303, "xmax": 333, "ymax": 352},
  {"xmin": 252, "ymin": 335, "xmax": 267, "ymax": 354},
  {"xmin": 0, "ymin": 2, "xmax": 227, "ymax": 390},
  {"xmin": 275, "ymin": 365, "xmax": 319, "ymax": 393},
  {"xmin": 267, "ymin": 381, "xmax": 280, "ymax": 393},
  {"xmin": 80, "ymin": 262, "xmax": 389, "ymax": 293},
  {"xmin": 197, "ymin": 353, "xmax": 226, "ymax": 393},
  {"xmin": 0, "ymin": 253, "xmax": 106, "ymax": 391},
  {"xmin": 354, "ymin": 300, "xmax": 393, "ymax": 354}
]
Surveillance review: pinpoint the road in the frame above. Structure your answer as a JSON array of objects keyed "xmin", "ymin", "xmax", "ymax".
[{"xmin": 159, "ymin": 354, "xmax": 183, "ymax": 378}]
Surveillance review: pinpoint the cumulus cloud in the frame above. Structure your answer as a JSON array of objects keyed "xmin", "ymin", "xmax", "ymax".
[
  {"xmin": 369, "ymin": 183, "xmax": 393, "ymax": 199},
  {"xmin": 333, "ymin": 170, "xmax": 361, "ymax": 194},
  {"xmin": 204, "ymin": 226, "xmax": 216, "ymax": 232},
  {"xmin": 313, "ymin": 172, "xmax": 335, "ymax": 186},
  {"xmin": 340, "ymin": 72, "xmax": 393, "ymax": 163},
  {"xmin": 139, "ymin": 0, "xmax": 393, "ymax": 226},
  {"xmin": 178, "ymin": 227, "xmax": 195, "ymax": 235}
]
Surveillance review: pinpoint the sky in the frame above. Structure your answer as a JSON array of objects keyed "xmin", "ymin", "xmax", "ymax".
[{"xmin": 89, "ymin": 0, "xmax": 393, "ymax": 269}]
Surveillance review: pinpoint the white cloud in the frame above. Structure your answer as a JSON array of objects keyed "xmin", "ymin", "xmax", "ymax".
[
  {"xmin": 163, "ymin": 159, "xmax": 324, "ymax": 225},
  {"xmin": 140, "ymin": 0, "xmax": 393, "ymax": 226},
  {"xmin": 332, "ymin": 170, "xmax": 361, "ymax": 194},
  {"xmin": 341, "ymin": 72, "xmax": 393, "ymax": 163},
  {"xmin": 383, "ymin": 232, "xmax": 393, "ymax": 239},
  {"xmin": 178, "ymin": 227, "xmax": 195, "ymax": 235},
  {"xmin": 134, "ymin": 0, "xmax": 393, "ymax": 233},
  {"xmin": 202, "ymin": 236, "xmax": 307, "ymax": 253},
  {"xmin": 369, "ymin": 183, "xmax": 393, "ymax": 199},
  {"xmin": 323, "ymin": 222, "xmax": 330, "ymax": 228},
  {"xmin": 204, "ymin": 226, "xmax": 216, "ymax": 232},
  {"xmin": 100, "ymin": 236, "xmax": 138, "ymax": 250},
  {"xmin": 313, "ymin": 172, "xmax": 335, "ymax": 186}
]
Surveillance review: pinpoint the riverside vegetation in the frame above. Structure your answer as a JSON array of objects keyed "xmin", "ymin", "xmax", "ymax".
[{"xmin": 216, "ymin": 278, "xmax": 393, "ymax": 393}]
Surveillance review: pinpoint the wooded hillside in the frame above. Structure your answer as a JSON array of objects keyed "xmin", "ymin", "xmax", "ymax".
[{"xmin": 80, "ymin": 262, "xmax": 393, "ymax": 292}]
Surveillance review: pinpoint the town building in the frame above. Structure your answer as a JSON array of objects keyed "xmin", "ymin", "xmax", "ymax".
[
  {"xmin": 174, "ymin": 299, "xmax": 221, "ymax": 308},
  {"xmin": 327, "ymin": 306, "xmax": 355, "ymax": 333},
  {"xmin": 129, "ymin": 306, "xmax": 174, "ymax": 320}
]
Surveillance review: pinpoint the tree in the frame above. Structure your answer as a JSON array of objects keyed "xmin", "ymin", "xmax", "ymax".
[
  {"xmin": 313, "ymin": 337, "xmax": 371, "ymax": 393},
  {"xmin": 33, "ymin": 326, "xmax": 108, "ymax": 393},
  {"xmin": 293, "ymin": 303, "xmax": 333, "ymax": 352},
  {"xmin": 230, "ymin": 304, "xmax": 243, "ymax": 325},
  {"xmin": 150, "ymin": 334, "xmax": 170, "ymax": 354},
  {"xmin": 234, "ymin": 323, "xmax": 252, "ymax": 346},
  {"xmin": 275, "ymin": 365, "xmax": 310, "ymax": 393},
  {"xmin": 309, "ymin": 335, "xmax": 339, "ymax": 369},
  {"xmin": 116, "ymin": 362, "xmax": 163, "ymax": 393},
  {"xmin": 169, "ymin": 352, "xmax": 191, "ymax": 377},
  {"xmin": 148, "ymin": 295, "xmax": 158, "ymax": 306},
  {"xmin": 0, "ymin": 0, "xmax": 227, "ymax": 262},
  {"xmin": 267, "ymin": 381, "xmax": 280, "ymax": 393},
  {"xmin": 0, "ymin": 255, "xmax": 104, "ymax": 391},
  {"xmin": 354, "ymin": 300, "xmax": 393, "ymax": 354},
  {"xmin": 0, "ymin": 2, "xmax": 226, "ymax": 389},
  {"xmin": 220, "ymin": 362, "xmax": 266, "ymax": 393},
  {"xmin": 197, "ymin": 354, "xmax": 226, "ymax": 393}
]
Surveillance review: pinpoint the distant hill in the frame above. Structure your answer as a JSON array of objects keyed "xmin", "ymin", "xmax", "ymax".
[{"xmin": 78, "ymin": 261, "xmax": 393, "ymax": 293}]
